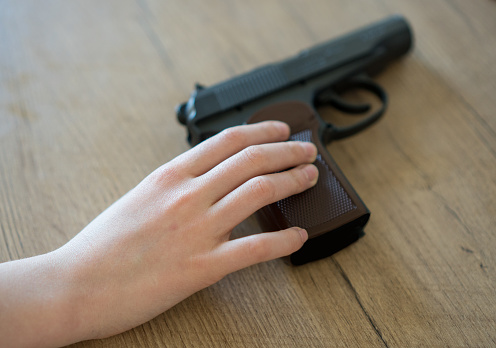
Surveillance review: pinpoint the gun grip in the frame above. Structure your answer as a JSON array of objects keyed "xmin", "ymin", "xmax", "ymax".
[{"xmin": 247, "ymin": 101, "xmax": 370, "ymax": 265}]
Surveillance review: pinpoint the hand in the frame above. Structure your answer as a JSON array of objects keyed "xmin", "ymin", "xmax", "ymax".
[{"xmin": 0, "ymin": 121, "xmax": 318, "ymax": 347}]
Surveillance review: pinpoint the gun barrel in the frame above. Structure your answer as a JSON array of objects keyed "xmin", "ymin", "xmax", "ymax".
[{"xmin": 182, "ymin": 15, "xmax": 412, "ymax": 125}]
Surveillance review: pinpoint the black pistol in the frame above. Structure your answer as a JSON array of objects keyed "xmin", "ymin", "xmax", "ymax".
[{"xmin": 176, "ymin": 15, "xmax": 413, "ymax": 265}]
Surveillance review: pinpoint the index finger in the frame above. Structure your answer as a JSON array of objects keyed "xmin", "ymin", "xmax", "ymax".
[{"xmin": 176, "ymin": 121, "xmax": 291, "ymax": 177}]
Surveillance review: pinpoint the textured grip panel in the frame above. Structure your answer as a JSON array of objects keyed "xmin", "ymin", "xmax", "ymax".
[
  {"xmin": 277, "ymin": 130, "xmax": 356, "ymax": 229},
  {"xmin": 247, "ymin": 101, "xmax": 370, "ymax": 265}
]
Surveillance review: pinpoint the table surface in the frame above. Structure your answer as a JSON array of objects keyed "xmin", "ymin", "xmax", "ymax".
[{"xmin": 1, "ymin": 1, "xmax": 495, "ymax": 347}]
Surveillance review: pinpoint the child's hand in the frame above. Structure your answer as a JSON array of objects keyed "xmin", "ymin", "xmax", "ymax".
[{"xmin": 0, "ymin": 121, "xmax": 318, "ymax": 347}]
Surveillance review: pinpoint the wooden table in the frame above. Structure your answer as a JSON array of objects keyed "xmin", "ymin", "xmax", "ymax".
[{"xmin": 1, "ymin": 1, "xmax": 495, "ymax": 346}]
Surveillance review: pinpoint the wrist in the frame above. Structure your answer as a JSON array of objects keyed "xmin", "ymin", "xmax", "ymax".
[
  {"xmin": 45, "ymin": 248, "xmax": 94, "ymax": 344},
  {"xmin": 0, "ymin": 249, "xmax": 91, "ymax": 347},
  {"xmin": 49, "ymin": 243, "xmax": 106, "ymax": 343}
]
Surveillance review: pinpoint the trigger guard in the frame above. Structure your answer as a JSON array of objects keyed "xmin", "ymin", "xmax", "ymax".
[
  {"xmin": 342, "ymin": 76, "xmax": 388, "ymax": 104},
  {"xmin": 316, "ymin": 75, "xmax": 387, "ymax": 112},
  {"xmin": 320, "ymin": 76, "xmax": 389, "ymax": 141},
  {"xmin": 320, "ymin": 91, "xmax": 371, "ymax": 114}
]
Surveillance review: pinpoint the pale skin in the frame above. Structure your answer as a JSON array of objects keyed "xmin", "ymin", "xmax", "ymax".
[{"xmin": 0, "ymin": 121, "xmax": 319, "ymax": 347}]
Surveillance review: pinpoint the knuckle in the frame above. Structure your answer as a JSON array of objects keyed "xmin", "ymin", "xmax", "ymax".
[
  {"xmin": 242, "ymin": 146, "xmax": 266, "ymax": 167},
  {"xmin": 290, "ymin": 168, "xmax": 309, "ymax": 189},
  {"xmin": 147, "ymin": 164, "xmax": 179, "ymax": 186},
  {"xmin": 188, "ymin": 255, "xmax": 225, "ymax": 287},
  {"xmin": 288, "ymin": 228, "xmax": 305, "ymax": 250},
  {"xmin": 183, "ymin": 254, "xmax": 224, "ymax": 289},
  {"xmin": 265, "ymin": 121, "xmax": 288, "ymax": 139},
  {"xmin": 291, "ymin": 141, "xmax": 313, "ymax": 161},
  {"xmin": 251, "ymin": 176, "xmax": 276, "ymax": 202},
  {"xmin": 219, "ymin": 127, "xmax": 248, "ymax": 146},
  {"xmin": 289, "ymin": 141, "xmax": 306, "ymax": 157},
  {"xmin": 245, "ymin": 237, "xmax": 271, "ymax": 262}
]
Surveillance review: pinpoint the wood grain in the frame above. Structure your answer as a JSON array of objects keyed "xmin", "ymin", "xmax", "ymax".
[{"xmin": 1, "ymin": 0, "xmax": 495, "ymax": 347}]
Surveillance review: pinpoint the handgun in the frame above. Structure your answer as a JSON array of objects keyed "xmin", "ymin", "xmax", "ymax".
[{"xmin": 176, "ymin": 15, "xmax": 413, "ymax": 265}]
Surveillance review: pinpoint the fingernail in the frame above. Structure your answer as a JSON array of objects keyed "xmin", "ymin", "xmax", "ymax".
[
  {"xmin": 294, "ymin": 227, "xmax": 308, "ymax": 243},
  {"xmin": 301, "ymin": 142, "xmax": 318, "ymax": 160},
  {"xmin": 303, "ymin": 164, "xmax": 319, "ymax": 185},
  {"xmin": 272, "ymin": 121, "xmax": 290, "ymax": 137}
]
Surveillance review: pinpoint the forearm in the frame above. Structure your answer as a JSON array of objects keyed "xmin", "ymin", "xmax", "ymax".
[{"xmin": 0, "ymin": 250, "xmax": 89, "ymax": 347}]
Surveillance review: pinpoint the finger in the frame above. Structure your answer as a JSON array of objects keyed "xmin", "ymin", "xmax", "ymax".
[
  {"xmin": 176, "ymin": 121, "xmax": 290, "ymax": 176},
  {"xmin": 213, "ymin": 227, "xmax": 308, "ymax": 274},
  {"xmin": 201, "ymin": 141, "xmax": 317, "ymax": 203},
  {"xmin": 209, "ymin": 164, "xmax": 319, "ymax": 231}
]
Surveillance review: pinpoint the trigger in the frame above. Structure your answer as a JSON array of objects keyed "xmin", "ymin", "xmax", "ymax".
[{"xmin": 317, "ymin": 91, "xmax": 371, "ymax": 114}]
